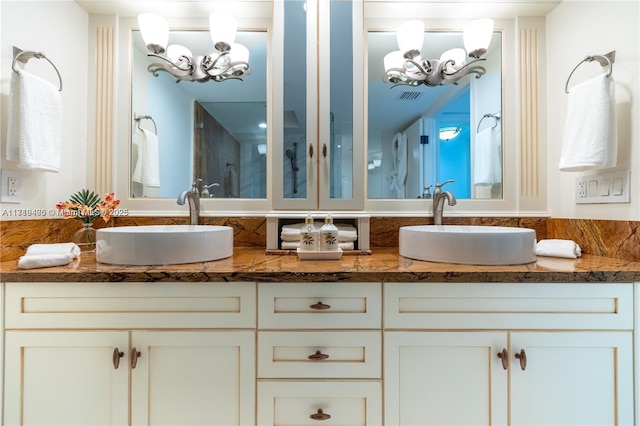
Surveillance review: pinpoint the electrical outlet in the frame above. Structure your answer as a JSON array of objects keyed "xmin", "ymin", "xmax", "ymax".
[
  {"xmin": 577, "ymin": 180, "xmax": 586, "ymax": 198},
  {"xmin": 1, "ymin": 170, "xmax": 23, "ymax": 203},
  {"xmin": 8, "ymin": 177, "xmax": 18, "ymax": 196}
]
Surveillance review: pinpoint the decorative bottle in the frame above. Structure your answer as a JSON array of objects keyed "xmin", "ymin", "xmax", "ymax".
[
  {"xmin": 320, "ymin": 214, "xmax": 339, "ymax": 251},
  {"xmin": 299, "ymin": 214, "xmax": 319, "ymax": 251}
]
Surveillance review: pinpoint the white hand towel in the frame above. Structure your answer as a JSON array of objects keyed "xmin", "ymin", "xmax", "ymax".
[
  {"xmin": 535, "ymin": 239, "xmax": 582, "ymax": 259},
  {"xmin": 6, "ymin": 69, "xmax": 62, "ymax": 172},
  {"xmin": 25, "ymin": 242, "xmax": 81, "ymax": 258},
  {"xmin": 559, "ymin": 73, "xmax": 617, "ymax": 171},
  {"xmin": 473, "ymin": 126, "xmax": 502, "ymax": 186},
  {"xmin": 18, "ymin": 253, "xmax": 75, "ymax": 269},
  {"xmin": 132, "ymin": 129, "xmax": 161, "ymax": 187},
  {"xmin": 282, "ymin": 241, "xmax": 354, "ymax": 250}
]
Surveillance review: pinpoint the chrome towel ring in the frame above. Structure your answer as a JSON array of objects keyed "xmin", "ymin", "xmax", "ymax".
[
  {"xmin": 564, "ymin": 50, "xmax": 615, "ymax": 94},
  {"xmin": 11, "ymin": 46, "xmax": 63, "ymax": 92},
  {"xmin": 134, "ymin": 114, "xmax": 158, "ymax": 134},
  {"xmin": 476, "ymin": 112, "xmax": 501, "ymax": 134}
]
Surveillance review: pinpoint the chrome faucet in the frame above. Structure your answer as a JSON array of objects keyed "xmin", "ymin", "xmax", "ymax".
[
  {"xmin": 432, "ymin": 180, "xmax": 457, "ymax": 225},
  {"xmin": 177, "ymin": 181, "xmax": 201, "ymax": 225}
]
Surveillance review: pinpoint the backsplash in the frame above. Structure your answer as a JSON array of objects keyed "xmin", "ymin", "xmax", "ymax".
[{"xmin": 1, "ymin": 216, "xmax": 639, "ymax": 262}]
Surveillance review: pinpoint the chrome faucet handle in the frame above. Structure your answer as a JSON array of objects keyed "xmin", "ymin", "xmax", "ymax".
[
  {"xmin": 435, "ymin": 179, "xmax": 455, "ymax": 189},
  {"xmin": 191, "ymin": 179, "xmax": 203, "ymax": 195}
]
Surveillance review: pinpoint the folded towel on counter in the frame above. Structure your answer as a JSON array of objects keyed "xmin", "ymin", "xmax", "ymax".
[
  {"xmin": 534, "ymin": 239, "xmax": 582, "ymax": 259},
  {"xmin": 559, "ymin": 73, "xmax": 617, "ymax": 171},
  {"xmin": 132, "ymin": 128, "xmax": 160, "ymax": 187},
  {"xmin": 18, "ymin": 253, "xmax": 76, "ymax": 269},
  {"xmin": 25, "ymin": 242, "xmax": 81, "ymax": 258},
  {"xmin": 18, "ymin": 242, "xmax": 81, "ymax": 269},
  {"xmin": 6, "ymin": 69, "xmax": 62, "ymax": 172},
  {"xmin": 281, "ymin": 241, "xmax": 354, "ymax": 251},
  {"xmin": 280, "ymin": 223, "xmax": 358, "ymax": 242}
]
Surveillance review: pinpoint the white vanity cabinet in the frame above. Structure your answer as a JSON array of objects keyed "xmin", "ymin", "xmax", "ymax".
[
  {"xmin": 3, "ymin": 282, "xmax": 257, "ymax": 426},
  {"xmin": 256, "ymin": 282, "xmax": 382, "ymax": 425},
  {"xmin": 384, "ymin": 283, "xmax": 635, "ymax": 426}
]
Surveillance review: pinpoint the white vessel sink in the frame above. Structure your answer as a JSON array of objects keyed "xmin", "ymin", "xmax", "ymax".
[
  {"xmin": 399, "ymin": 225, "xmax": 536, "ymax": 265},
  {"xmin": 96, "ymin": 225, "xmax": 233, "ymax": 265}
]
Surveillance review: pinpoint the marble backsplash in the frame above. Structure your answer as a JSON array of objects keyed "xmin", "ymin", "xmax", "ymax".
[{"xmin": 1, "ymin": 216, "xmax": 638, "ymax": 262}]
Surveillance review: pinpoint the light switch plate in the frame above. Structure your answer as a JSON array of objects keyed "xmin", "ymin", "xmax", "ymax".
[{"xmin": 575, "ymin": 170, "xmax": 630, "ymax": 204}]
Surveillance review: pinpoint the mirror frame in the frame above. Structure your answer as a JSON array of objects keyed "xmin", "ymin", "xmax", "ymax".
[
  {"xmin": 113, "ymin": 12, "xmax": 274, "ymax": 216},
  {"xmin": 363, "ymin": 16, "xmax": 518, "ymax": 215}
]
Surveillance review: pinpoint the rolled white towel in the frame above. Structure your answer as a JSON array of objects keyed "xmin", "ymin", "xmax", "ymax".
[
  {"xmin": 18, "ymin": 253, "xmax": 75, "ymax": 269},
  {"xmin": 281, "ymin": 223, "xmax": 358, "ymax": 242},
  {"xmin": 282, "ymin": 241, "xmax": 354, "ymax": 251},
  {"xmin": 534, "ymin": 239, "xmax": 582, "ymax": 259},
  {"xmin": 25, "ymin": 242, "xmax": 81, "ymax": 258}
]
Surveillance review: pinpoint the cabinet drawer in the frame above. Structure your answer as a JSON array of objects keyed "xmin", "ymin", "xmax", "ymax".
[
  {"xmin": 384, "ymin": 283, "xmax": 633, "ymax": 330},
  {"xmin": 257, "ymin": 381, "xmax": 382, "ymax": 425},
  {"xmin": 258, "ymin": 282, "xmax": 381, "ymax": 329},
  {"xmin": 5, "ymin": 282, "xmax": 256, "ymax": 329},
  {"xmin": 258, "ymin": 331, "xmax": 381, "ymax": 379}
]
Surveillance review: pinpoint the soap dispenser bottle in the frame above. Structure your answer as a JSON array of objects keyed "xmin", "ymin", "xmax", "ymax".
[
  {"xmin": 299, "ymin": 214, "xmax": 319, "ymax": 251},
  {"xmin": 320, "ymin": 214, "xmax": 339, "ymax": 251}
]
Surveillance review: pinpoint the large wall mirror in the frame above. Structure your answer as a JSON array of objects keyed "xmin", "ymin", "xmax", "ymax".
[
  {"xmin": 367, "ymin": 30, "xmax": 502, "ymax": 200},
  {"xmin": 130, "ymin": 29, "xmax": 268, "ymax": 199}
]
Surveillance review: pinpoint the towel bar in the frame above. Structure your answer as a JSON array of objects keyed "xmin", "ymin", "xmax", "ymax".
[
  {"xmin": 11, "ymin": 46, "xmax": 63, "ymax": 91},
  {"xmin": 564, "ymin": 50, "xmax": 615, "ymax": 93}
]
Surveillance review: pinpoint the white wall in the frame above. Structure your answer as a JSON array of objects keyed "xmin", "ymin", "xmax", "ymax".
[
  {"xmin": 1, "ymin": 1, "xmax": 88, "ymax": 219},
  {"xmin": 546, "ymin": 0, "xmax": 639, "ymax": 219}
]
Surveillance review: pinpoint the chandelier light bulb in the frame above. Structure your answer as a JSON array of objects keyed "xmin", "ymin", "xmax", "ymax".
[
  {"xmin": 230, "ymin": 43, "xmax": 250, "ymax": 63},
  {"xmin": 384, "ymin": 50, "xmax": 404, "ymax": 73},
  {"xmin": 396, "ymin": 20, "xmax": 425, "ymax": 55},
  {"xmin": 463, "ymin": 18, "xmax": 494, "ymax": 58},
  {"xmin": 209, "ymin": 11, "xmax": 238, "ymax": 51},
  {"xmin": 138, "ymin": 13, "xmax": 170, "ymax": 54}
]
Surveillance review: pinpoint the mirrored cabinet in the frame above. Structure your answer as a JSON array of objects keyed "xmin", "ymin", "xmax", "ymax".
[{"xmin": 273, "ymin": 0, "xmax": 364, "ymax": 210}]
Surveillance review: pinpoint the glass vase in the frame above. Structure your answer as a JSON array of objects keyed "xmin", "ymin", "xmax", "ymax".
[{"xmin": 73, "ymin": 222, "xmax": 97, "ymax": 252}]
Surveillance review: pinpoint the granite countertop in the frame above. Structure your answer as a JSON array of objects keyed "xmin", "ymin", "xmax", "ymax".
[{"xmin": 2, "ymin": 247, "xmax": 640, "ymax": 283}]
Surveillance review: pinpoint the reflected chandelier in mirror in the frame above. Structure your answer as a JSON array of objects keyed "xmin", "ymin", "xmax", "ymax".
[
  {"xmin": 138, "ymin": 12, "xmax": 250, "ymax": 83},
  {"xmin": 384, "ymin": 19, "xmax": 494, "ymax": 87}
]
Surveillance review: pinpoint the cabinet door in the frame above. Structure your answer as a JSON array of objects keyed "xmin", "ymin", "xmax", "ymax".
[
  {"xmin": 4, "ymin": 331, "xmax": 129, "ymax": 426},
  {"xmin": 510, "ymin": 331, "xmax": 634, "ymax": 426},
  {"xmin": 385, "ymin": 331, "xmax": 508, "ymax": 426},
  {"xmin": 130, "ymin": 331, "xmax": 255, "ymax": 426},
  {"xmin": 257, "ymin": 381, "xmax": 381, "ymax": 425},
  {"xmin": 273, "ymin": 0, "xmax": 363, "ymax": 210}
]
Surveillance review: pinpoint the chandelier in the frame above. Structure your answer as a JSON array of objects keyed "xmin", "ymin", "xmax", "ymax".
[
  {"xmin": 384, "ymin": 19, "xmax": 494, "ymax": 87},
  {"xmin": 137, "ymin": 12, "xmax": 250, "ymax": 83}
]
